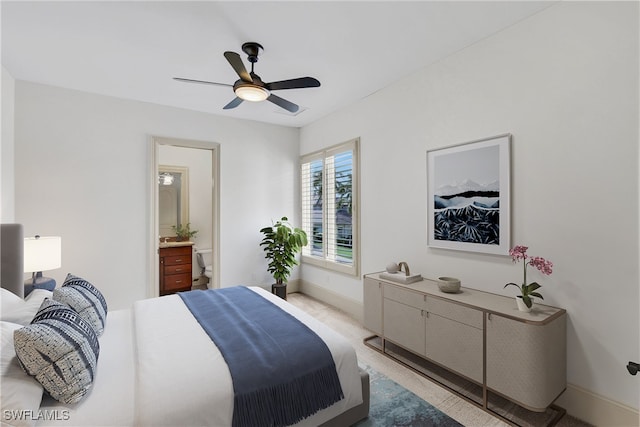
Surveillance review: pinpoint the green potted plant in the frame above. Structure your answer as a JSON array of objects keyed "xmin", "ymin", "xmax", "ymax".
[
  {"xmin": 259, "ymin": 217, "xmax": 308, "ymax": 299},
  {"xmin": 172, "ymin": 223, "xmax": 198, "ymax": 241}
]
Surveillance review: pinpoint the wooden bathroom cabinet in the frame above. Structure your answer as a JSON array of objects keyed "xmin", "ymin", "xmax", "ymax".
[{"xmin": 159, "ymin": 243, "xmax": 193, "ymax": 295}]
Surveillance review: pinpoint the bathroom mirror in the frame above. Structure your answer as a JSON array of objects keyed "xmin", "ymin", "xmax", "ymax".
[{"xmin": 158, "ymin": 165, "xmax": 189, "ymax": 238}]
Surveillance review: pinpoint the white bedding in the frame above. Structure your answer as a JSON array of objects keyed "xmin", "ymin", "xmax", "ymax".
[
  {"xmin": 37, "ymin": 309, "xmax": 135, "ymax": 426},
  {"xmin": 37, "ymin": 287, "xmax": 362, "ymax": 426}
]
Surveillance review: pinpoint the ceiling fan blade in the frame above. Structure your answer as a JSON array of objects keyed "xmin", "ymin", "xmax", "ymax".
[
  {"xmin": 267, "ymin": 94, "xmax": 299, "ymax": 113},
  {"xmin": 266, "ymin": 77, "xmax": 321, "ymax": 91},
  {"xmin": 223, "ymin": 97, "xmax": 244, "ymax": 110},
  {"xmin": 173, "ymin": 77, "xmax": 232, "ymax": 87},
  {"xmin": 224, "ymin": 51, "xmax": 252, "ymax": 82}
]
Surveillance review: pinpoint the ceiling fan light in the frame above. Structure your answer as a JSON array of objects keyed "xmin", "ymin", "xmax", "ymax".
[{"xmin": 235, "ymin": 84, "xmax": 269, "ymax": 102}]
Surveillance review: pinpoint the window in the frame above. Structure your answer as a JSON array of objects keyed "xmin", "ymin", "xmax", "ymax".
[{"xmin": 301, "ymin": 138, "xmax": 359, "ymax": 276}]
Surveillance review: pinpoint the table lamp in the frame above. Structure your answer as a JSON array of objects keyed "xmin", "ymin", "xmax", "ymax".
[{"xmin": 24, "ymin": 235, "xmax": 61, "ymax": 295}]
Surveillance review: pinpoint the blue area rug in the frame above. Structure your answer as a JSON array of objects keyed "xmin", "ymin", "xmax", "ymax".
[{"xmin": 355, "ymin": 366, "xmax": 463, "ymax": 427}]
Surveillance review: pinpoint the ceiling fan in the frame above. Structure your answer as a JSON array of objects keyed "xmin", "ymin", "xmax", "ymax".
[{"xmin": 173, "ymin": 42, "xmax": 321, "ymax": 114}]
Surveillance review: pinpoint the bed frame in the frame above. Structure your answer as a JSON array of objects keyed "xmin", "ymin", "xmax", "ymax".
[
  {"xmin": 1, "ymin": 223, "xmax": 24, "ymax": 297},
  {"xmin": 321, "ymin": 369, "xmax": 370, "ymax": 426},
  {"xmin": 0, "ymin": 223, "xmax": 370, "ymax": 426}
]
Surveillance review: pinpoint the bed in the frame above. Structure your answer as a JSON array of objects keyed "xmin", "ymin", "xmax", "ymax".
[{"xmin": 1, "ymin": 224, "xmax": 369, "ymax": 427}]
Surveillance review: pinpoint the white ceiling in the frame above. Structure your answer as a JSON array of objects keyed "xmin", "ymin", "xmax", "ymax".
[{"xmin": 1, "ymin": 1, "xmax": 555, "ymax": 128}]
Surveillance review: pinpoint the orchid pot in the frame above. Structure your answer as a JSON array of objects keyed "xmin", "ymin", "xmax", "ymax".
[{"xmin": 515, "ymin": 296, "xmax": 532, "ymax": 313}]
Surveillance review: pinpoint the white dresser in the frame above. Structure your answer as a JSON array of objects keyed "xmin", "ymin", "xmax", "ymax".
[{"xmin": 363, "ymin": 272, "xmax": 567, "ymax": 422}]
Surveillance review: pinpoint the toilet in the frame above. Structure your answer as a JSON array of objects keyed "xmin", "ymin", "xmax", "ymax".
[{"xmin": 195, "ymin": 248, "xmax": 213, "ymax": 281}]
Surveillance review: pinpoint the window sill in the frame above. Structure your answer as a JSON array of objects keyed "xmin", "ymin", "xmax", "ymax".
[{"xmin": 302, "ymin": 255, "xmax": 358, "ymax": 277}]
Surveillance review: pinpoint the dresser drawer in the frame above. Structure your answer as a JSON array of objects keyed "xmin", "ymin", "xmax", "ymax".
[
  {"xmin": 384, "ymin": 285, "xmax": 425, "ymax": 310},
  {"xmin": 160, "ymin": 245, "xmax": 192, "ymax": 256},
  {"xmin": 426, "ymin": 297, "xmax": 483, "ymax": 329},
  {"xmin": 164, "ymin": 254, "xmax": 191, "ymax": 266},
  {"xmin": 163, "ymin": 272, "xmax": 192, "ymax": 292},
  {"xmin": 164, "ymin": 264, "xmax": 190, "ymax": 275}
]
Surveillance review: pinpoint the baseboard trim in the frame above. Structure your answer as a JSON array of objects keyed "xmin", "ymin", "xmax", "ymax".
[
  {"xmin": 295, "ymin": 280, "xmax": 639, "ymax": 427},
  {"xmin": 287, "ymin": 279, "xmax": 301, "ymax": 294},
  {"xmin": 298, "ymin": 280, "xmax": 363, "ymax": 323},
  {"xmin": 556, "ymin": 383, "xmax": 639, "ymax": 426},
  {"xmin": 254, "ymin": 280, "xmax": 300, "ymax": 295}
]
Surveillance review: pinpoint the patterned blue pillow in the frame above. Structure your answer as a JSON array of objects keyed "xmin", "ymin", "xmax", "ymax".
[
  {"xmin": 53, "ymin": 274, "xmax": 107, "ymax": 336},
  {"xmin": 13, "ymin": 299, "xmax": 100, "ymax": 404}
]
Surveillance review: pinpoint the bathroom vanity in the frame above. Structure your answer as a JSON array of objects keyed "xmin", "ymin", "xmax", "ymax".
[
  {"xmin": 363, "ymin": 272, "xmax": 567, "ymax": 424},
  {"xmin": 159, "ymin": 242, "xmax": 194, "ymax": 295}
]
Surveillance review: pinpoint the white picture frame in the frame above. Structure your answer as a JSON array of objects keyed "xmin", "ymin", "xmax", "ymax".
[{"xmin": 427, "ymin": 134, "xmax": 511, "ymax": 255}]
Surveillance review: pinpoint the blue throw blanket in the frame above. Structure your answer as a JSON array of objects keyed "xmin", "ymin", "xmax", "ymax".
[{"xmin": 178, "ymin": 287, "xmax": 344, "ymax": 427}]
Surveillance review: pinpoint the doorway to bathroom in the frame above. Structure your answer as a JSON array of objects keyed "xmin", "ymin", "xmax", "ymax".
[{"xmin": 149, "ymin": 136, "xmax": 220, "ymax": 298}]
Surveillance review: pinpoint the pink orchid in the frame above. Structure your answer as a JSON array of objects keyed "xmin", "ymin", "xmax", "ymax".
[
  {"xmin": 529, "ymin": 256, "xmax": 553, "ymax": 275},
  {"xmin": 504, "ymin": 246, "xmax": 553, "ymax": 308},
  {"xmin": 509, "ymin": 245, "xmax": 529, "ymax": 262}
]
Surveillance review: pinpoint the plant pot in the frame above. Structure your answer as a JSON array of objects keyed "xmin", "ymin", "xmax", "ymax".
[
  {"xmin": 272, "ymin": 283, "xmax": 287, "ymax": 300},
  {"xmin": 516, "ymin": 296, "xmax": 531, "ymax": 313}
]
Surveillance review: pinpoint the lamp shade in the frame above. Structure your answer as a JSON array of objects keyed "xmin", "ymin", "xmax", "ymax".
[{"xmin": 24, "ymin": 236, "xmax": 62, "ymax": 273}]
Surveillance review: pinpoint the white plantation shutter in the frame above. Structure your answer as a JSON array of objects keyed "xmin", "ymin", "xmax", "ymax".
[
  {"xmin": 301, "ymin": 138, "xmax": 359, "ymax": 276},
  {"xmin": 325, "ymin": 153, "xmax": 337, "ymax": 262},
  {"xmin": 301, "ymin": 157, "xmax": 323, "ymax": 258}
]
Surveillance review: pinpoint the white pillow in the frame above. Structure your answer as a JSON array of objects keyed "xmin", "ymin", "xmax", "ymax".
[
  {"xmin": 53, "ymin": 274, "xmax": 107, "ymax": 336},
  {"xmin": 14, "ymin": 299, "xmax": 100, "ymax": 405},
  {"xmin": 1, "ymin": 289, "xmax": 53, "ymax": 325},
  {"xmin": 1, "ymin": 288, "xmax": 24, "ymax": 313},
  {"xmin": 1, "ymin": 321, "xmax": 44, "ymax": 427}
]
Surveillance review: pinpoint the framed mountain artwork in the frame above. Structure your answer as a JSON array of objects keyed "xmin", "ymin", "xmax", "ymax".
[{"xmin": 427, "ymin": 134, "xmax": 511, "ymax": 255}]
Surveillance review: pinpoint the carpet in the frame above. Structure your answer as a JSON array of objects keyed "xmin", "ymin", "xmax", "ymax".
[{"xmin": 355, "ymin": 366, "xmax": 463, "ymax": 427}]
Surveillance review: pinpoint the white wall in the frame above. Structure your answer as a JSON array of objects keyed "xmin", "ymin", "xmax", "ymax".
[
  {"xmin": 14, "ymin": 82, "xmax": 300, "ymax": 310},
  {"xmin": 301, "ymin": 1, "xmax": 639, "ymax": 415},
  {"xmin": 1, "ymin": 66, "xmax": 16, "ymax": 222}
]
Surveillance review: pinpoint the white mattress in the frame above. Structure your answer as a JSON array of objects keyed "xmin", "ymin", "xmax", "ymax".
[
  {"xmin": 38, "ymin": 309, "xmax": 135, "ymax": 426},
  {"xmin": 37, "ymin": 287, "xmax": 362, "ymax": 426}
]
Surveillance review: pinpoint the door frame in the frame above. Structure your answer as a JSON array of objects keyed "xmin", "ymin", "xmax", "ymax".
[{"xmin": 148, "ymin": 136, "xmax": 220, "ymax": 298}]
